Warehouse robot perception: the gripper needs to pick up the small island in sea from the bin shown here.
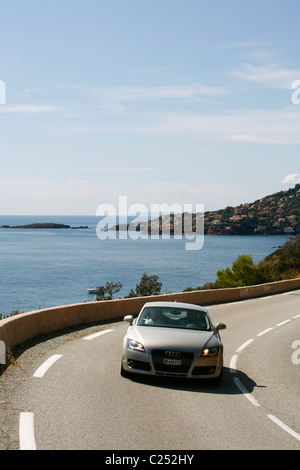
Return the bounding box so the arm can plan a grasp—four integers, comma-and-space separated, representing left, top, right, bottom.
0, 223, 89, 229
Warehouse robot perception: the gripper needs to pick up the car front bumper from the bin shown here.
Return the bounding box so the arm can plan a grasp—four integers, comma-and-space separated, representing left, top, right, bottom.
122, 347, 223, 379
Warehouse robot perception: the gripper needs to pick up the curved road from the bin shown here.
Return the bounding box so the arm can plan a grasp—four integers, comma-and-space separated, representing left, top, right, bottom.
3, 290, 300, 450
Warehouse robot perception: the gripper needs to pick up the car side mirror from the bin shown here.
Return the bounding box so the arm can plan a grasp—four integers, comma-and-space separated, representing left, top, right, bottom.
215, 322, 226, 331
124, 315, 134, 324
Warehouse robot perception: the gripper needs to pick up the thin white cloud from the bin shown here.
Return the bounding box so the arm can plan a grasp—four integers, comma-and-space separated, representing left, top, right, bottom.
0, 177, 103, 214
77, 167, 158, 173
230, 63, 300, 89
0, 176, 241, 215
75, 83, 228, 101
69, 83, 228, 114
281, 173, 300, 184
64, 108, 300, 144
163, 109, 300, 144
0, 105, 56, 113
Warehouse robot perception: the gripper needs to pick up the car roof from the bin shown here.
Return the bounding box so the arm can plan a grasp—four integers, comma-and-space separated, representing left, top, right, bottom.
141, 301, 207, 312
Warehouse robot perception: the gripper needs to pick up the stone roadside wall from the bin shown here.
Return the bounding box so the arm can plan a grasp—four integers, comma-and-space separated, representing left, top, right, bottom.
1, 278, 300, 351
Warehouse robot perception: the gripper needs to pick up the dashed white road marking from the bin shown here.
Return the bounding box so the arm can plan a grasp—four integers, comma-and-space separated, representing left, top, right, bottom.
257, 327, 273, 337
231, 306, 300, 443
276, 319, 291, 327
225, 300, 246, 305
19, 412, 37, 450
82, 329, 113, 341
33, 354, 63, 378
22, 328, 114, 449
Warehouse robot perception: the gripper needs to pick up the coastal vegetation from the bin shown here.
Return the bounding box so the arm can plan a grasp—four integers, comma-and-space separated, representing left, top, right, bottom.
0, 310, 23, 321
95, 281, 123, 301
125, 273, 162, 298
184, 236, 300, 291
94, 273, 162, 300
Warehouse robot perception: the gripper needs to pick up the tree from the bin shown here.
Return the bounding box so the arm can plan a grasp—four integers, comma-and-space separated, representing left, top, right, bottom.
259, 237, 300, 280
126, 272, 162, 298
214, 254, 272, 288
95, 281, 123, 301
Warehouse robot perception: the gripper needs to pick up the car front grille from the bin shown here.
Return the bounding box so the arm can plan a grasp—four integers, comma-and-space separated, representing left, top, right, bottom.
151, 349, 194, 374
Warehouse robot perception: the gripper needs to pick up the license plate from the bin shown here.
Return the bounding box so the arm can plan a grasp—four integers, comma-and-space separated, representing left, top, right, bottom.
163, 358, 182, 366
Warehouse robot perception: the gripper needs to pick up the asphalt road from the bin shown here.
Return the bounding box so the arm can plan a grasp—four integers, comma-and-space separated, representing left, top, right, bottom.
2, 290, 300, 450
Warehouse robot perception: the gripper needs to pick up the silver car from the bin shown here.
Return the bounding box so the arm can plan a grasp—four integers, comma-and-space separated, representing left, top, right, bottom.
121, 301, 226, 384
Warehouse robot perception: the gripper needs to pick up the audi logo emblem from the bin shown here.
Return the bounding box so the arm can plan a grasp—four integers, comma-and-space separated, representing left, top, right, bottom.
165, 351, 181, 358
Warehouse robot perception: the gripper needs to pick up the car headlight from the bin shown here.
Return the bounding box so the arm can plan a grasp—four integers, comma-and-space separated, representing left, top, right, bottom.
127, 339, 146, 352
201, 347, 219, 357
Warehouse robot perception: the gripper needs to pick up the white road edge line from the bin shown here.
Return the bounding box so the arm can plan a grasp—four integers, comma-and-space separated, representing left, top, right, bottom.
19, 412, 37, 450
236, 339, 254, 353
229, 354, 238, 373
233, 377, 261, 407
33, 354, 63, 378
267, 414, 300, 442
82, 329, 113, 341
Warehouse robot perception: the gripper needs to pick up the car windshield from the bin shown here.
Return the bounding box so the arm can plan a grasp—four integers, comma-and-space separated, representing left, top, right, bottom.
137, 306, 211, 331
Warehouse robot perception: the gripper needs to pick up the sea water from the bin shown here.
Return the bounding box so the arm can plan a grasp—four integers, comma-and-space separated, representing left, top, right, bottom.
0, 215, 290, 317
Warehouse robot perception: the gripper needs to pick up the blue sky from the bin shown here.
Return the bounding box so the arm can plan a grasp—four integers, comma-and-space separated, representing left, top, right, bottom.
0, 0, 300, 215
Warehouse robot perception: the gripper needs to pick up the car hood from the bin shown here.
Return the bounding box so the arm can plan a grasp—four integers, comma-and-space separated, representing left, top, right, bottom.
127, 325, 218, 352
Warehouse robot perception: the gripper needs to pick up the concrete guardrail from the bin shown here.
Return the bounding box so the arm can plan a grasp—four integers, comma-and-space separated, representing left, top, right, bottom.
1, 278, 300, 352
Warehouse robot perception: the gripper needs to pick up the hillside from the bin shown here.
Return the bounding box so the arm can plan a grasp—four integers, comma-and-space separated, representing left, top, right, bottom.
258, 236, 300, 279
108, 185, 300, 236
204, 184, 300, 235
149, 184, 300, 236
